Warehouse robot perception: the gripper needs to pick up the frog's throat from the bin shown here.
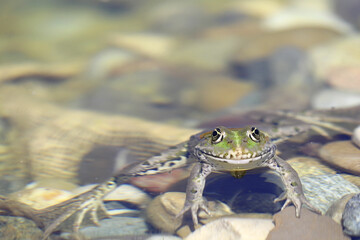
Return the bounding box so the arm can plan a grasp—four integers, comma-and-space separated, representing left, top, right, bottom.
196, 145, 276, 164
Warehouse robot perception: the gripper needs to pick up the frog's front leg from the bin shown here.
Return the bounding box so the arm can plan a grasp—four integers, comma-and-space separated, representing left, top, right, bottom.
177, 162, 213, 225
263, 156, 320, 217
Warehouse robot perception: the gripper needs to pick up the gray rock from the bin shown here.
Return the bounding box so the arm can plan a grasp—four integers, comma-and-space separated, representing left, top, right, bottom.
326, 193, 356, 224
342, 193, 360, 236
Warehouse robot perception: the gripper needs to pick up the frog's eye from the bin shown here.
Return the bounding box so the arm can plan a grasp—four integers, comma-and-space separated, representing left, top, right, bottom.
248, 127, 260, 142
211, 127, 224, 143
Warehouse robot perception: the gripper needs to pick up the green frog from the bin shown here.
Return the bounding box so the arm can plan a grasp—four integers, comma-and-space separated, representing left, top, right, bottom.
0, 126, 319, 239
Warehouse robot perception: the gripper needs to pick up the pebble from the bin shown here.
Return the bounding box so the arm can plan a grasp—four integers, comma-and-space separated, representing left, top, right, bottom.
167, 37, 240, 71
326, 67, 360, 92
311, 35, 360, 79
130, 168, 189, 193
185, 217, 274, 240
319, 140, 360, 175
77, 216, 148, 239
343, 193, 360, 236
312, 89, 360, 109
8, 186, 73, 210
326, 193, 356, 224
263, 6, 353, 34
145, 192, 234, 235
233, 28, 340, 63
108, 33, 176, 59
104, 184, 151, 208
266, 206, 350, 240
352, 125, 360, 148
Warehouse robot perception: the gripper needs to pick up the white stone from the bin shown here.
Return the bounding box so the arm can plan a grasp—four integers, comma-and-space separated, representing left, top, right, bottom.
312, 89, 360, 109
352, 125, 360, 148
185, 217, 274, 240
147, 235, 182, 240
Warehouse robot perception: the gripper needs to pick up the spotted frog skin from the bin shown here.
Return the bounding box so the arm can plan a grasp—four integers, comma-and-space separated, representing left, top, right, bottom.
0, 126, 319, 238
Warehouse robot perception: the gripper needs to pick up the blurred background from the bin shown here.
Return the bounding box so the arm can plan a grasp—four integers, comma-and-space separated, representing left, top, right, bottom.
0, 0, 360, 239
0, 0, 359, 125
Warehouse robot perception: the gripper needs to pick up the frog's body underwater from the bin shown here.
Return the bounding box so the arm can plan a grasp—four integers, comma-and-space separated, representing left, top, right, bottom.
0, 126, 320, 239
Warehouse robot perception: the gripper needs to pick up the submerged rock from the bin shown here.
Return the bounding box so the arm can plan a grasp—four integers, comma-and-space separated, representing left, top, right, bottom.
326, 193, 356, 224
342, 193, 360, 236
319, 140, 360, 175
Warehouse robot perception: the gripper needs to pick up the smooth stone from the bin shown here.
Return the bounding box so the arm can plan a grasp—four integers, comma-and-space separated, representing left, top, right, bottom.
300, 174, 359, 213
352, 125, 360, 148
311, 35, 360, 79
78, 216, 147, 239
343, 193, 360, 236
319, 140, 360, 175
185, 217, 274, 240
229, 0, 284, 18
233, 28, 340, 63
166, 37, 240, 71
312, 89, 360, 109
184, 77, 254, 112
266, 206, 350, 240
326, 193, 356, 224
130, 168, 190, 193
145, 192, 234, 235
263, 7, 353, 34
108, 33, 176, 59
326, 67, 360, 92
104, 184, 151, 208
8, 187, 73, 210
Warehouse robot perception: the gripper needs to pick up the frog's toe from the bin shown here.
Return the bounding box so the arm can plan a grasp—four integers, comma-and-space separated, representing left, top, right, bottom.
274, 192, 287, 203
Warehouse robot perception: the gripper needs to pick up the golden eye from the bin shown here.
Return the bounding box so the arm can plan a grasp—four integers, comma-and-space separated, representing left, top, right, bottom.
211, 127, 224, 143
249, 127, 260, 142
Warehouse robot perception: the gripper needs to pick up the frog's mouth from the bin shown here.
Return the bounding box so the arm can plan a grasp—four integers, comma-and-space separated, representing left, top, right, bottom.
197, 145, 276, 164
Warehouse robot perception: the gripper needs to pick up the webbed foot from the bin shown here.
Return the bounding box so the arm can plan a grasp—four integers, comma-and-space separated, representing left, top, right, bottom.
274, 190, 321, 217
0, 179, 116, 240
176, 198, 211, 226
38, 179, 116, 240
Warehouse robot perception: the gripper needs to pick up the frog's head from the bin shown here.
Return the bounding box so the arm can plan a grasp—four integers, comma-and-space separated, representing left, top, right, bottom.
195, 126, 276, 170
